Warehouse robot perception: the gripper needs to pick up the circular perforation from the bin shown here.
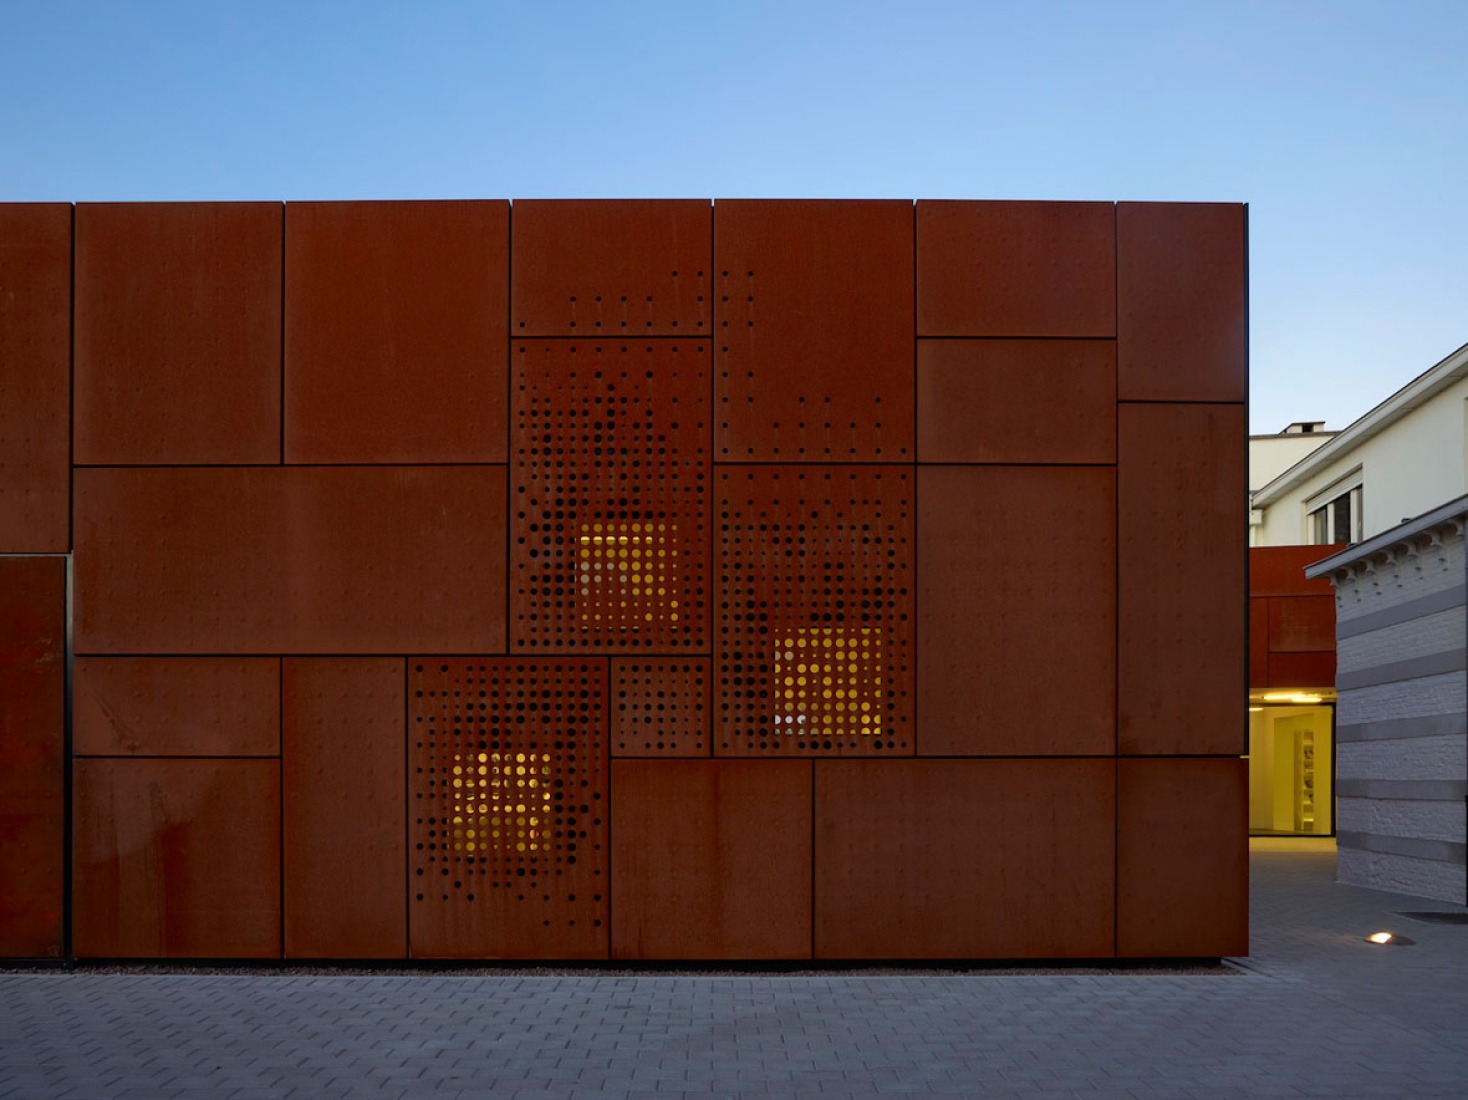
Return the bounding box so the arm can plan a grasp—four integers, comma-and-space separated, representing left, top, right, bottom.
715, 467, 913, 755
611, 658, 711, 756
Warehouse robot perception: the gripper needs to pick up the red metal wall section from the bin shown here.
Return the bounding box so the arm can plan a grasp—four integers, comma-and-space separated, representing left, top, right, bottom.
1118, 402, 1247, 754
1117, 202, 1247, 402
512, 200, 711, 336
1118, 758, 1248, 957
611, 759, 811, 959
285, 200, 509, 464
73, 658, 280, 756
918, 466, 1115, 755
283, 659, 406, 959
74, 202, 282, 465
714, 200, 913, 461
72, 758, 281, 958
916, 200, 1115, 337
715, 466, 914, 756
74, 466, 507, 654
1250, 544, 1341, 598
916, 339, 1116, 464
409, 659, 608, 959
1248, 546, 1340, 689
0, 556, 66, 957
0, 205, 71, 552
511, 341, 710, 652
611, 658, 711, 757
815, 759, 1116, 958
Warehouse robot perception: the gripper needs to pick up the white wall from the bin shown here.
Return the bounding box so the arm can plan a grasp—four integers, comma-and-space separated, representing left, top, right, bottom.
1248, 433, 1334, 493
1254, 375, 1468, 547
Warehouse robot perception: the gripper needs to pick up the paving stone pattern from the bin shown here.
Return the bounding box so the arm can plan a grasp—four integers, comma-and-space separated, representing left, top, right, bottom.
3, 839, 1466, 1098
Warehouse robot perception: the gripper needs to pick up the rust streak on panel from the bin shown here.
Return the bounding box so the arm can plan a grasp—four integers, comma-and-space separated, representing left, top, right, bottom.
0, 556, 66, 957
74, 202, 282, 465
283, 658, 406, 959
916, 200, 1115, 338
1117, 757, 1247, 957
0, 204, 71, 552
714, 200, 913, 461
917, 339, 1116, 464
1117, 202, 1247, 402
73, 658, 280, 756
1118, 403, 1246, 755
72, 758, 281, 958
285, 200, 509, 464
73, 466, 506, 654
1268, 595, 1336, 653
611, 759, 811, 959
814, 759, 1115, 959
918, 466, 1115, 756
512, 200, 711, 337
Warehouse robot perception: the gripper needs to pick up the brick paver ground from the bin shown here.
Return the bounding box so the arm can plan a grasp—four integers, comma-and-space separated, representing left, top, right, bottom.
3, 838, 1466, 1098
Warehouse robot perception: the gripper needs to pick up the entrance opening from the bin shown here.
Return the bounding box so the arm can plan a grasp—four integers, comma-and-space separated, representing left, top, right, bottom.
1246, 691, 1336, 836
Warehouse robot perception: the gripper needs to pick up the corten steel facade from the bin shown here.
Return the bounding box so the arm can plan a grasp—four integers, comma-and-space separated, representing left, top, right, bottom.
0, 199, 1248, 962
1249, 545, 1340, 690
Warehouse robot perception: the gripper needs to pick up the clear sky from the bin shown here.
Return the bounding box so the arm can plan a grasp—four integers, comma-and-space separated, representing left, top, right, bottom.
3, 1, 1463, 434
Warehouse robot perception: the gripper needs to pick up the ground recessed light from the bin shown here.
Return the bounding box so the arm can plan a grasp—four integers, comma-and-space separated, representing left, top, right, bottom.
1365, 931, 1415, 946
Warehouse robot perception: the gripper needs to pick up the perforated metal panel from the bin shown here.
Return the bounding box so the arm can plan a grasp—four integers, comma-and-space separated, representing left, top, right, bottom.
715, 467, 913, 755
409, 659, 608, 959
511, 341, 710, 653
611, 658, 710, 757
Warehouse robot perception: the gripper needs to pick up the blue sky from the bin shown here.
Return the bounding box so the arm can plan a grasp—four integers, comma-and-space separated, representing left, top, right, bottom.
4, 0, 1463, 434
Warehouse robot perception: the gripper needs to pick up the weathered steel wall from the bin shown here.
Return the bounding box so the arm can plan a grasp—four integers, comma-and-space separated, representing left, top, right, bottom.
1249, 544, 1341, 688
0, 198, 1248, 961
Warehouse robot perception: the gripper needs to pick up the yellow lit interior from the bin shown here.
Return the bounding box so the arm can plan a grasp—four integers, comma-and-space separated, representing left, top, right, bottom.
450, 750, 553, 855
577, 522, 679, 630
773, 627, 883, 737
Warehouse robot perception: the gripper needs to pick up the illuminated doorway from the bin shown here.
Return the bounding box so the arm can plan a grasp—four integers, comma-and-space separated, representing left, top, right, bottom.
1246, 690, 1336, 836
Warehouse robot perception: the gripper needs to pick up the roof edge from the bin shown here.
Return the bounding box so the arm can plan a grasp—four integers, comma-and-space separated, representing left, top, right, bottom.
1305, 492, 1468, 578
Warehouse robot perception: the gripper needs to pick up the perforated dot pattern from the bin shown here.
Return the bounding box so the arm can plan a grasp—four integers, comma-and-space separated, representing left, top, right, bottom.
611, 658, 710, 757
715, 466, 913, 755
410, 659, 608, 957
512, 342, 710, 652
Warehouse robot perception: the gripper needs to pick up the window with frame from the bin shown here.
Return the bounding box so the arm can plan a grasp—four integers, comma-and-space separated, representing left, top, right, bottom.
1308, 484, 1361, 545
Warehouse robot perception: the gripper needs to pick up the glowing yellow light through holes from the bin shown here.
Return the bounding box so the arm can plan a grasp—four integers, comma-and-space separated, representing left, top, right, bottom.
576, 522, 679, 630
449, 751, 552, 856
773, 627, 883, 737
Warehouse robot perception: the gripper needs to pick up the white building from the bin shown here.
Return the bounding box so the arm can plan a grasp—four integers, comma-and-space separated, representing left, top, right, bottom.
1251, 341, 1468, 549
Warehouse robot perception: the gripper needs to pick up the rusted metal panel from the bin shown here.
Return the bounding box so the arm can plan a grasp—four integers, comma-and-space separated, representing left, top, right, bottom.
72, 758, 281, 958
918, 466, 1114, 755
74, 202, 281, 465
916, 200, 1115, 337
510, 340, 709, 653
611, 658, 711, 757
74, 466, 506, 654
611, 759, 811, 959
512, 200, 711, 337
408, 659, 608, 959
1117, 757, 1247, 958
1249, 599, 1270, 687
1268, 595, 1336, 653
1117, 202, 1247, 402
283, 658, 406, 959
0, 556, 65, 957
916, 338, 1115, 464
1118, 403, 1247, 755
285, 200, 509, 464
1250, 544, 1341, 598
73, 658, 280, 756
715, 466, 914, 757
1267, 651, 1336, 689
713, 200, 913, 461
814, 759, 1115, 959
0, 204, 71, 552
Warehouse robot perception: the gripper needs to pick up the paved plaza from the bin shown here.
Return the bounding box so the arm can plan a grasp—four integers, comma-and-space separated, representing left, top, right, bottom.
3, 839, 1466, 1098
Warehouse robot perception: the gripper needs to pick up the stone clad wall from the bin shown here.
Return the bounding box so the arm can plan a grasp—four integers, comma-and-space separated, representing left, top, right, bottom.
1324, 508, 1467, 904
